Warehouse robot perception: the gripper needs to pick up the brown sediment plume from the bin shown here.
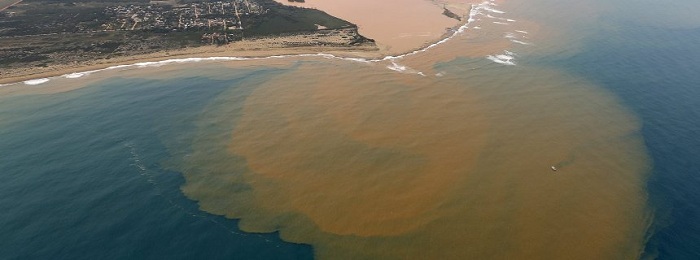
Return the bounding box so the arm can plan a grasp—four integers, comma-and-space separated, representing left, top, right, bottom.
0, 36, 379, 87
0, 0, 653, 257
0, 0, 652, 257
227, 66, 489, 236
178, 59, 651, 258
274, 0, 468, 55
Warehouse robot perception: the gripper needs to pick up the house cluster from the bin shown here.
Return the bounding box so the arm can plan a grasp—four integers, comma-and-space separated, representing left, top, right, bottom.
102, 1, 264, 32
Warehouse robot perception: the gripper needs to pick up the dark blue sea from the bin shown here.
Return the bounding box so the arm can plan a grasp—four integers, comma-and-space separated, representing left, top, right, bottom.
563, 19, 700, 259
0, 70, 313, 259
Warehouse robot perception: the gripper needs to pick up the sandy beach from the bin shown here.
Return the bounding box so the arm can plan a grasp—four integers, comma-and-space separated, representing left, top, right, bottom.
0, 0, 482, 86
0, 35, 379, 86
0, 0, 660, 258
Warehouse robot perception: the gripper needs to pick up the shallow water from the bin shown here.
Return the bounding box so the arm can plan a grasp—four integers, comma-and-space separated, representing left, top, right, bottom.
273, 0, 464, 54
0, 73, 314, 259
173, 0, 651, 257
177, 58, 650, 259
1, 0, 699, 258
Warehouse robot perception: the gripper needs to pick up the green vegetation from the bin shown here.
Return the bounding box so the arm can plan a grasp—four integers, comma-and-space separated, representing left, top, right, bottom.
247, 2, 352, 36
0, 0, 369, 73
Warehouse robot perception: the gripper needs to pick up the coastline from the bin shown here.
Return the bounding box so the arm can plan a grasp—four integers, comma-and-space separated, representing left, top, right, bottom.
0, 29, 442, 86
0, 3, 481, 86
272, 0, 469, 54
0, 39, 378, 85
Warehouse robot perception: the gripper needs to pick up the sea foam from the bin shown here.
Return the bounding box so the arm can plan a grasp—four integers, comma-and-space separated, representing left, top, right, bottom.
24, 78, 50, 85
511, 40, 532, 45
487, 50, 516, 65
10, 0, 500, 85
64, 72, 86, 79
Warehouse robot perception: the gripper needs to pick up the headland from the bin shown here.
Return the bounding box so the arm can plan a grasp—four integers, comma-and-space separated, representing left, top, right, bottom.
0, 0, 377, 84
0, 0, 475, 85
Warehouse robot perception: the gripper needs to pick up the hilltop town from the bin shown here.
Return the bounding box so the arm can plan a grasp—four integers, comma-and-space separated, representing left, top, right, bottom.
0, 0, 376, 82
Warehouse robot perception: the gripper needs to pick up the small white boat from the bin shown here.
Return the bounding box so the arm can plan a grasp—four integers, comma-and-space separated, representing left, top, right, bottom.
551, 166, 558, 171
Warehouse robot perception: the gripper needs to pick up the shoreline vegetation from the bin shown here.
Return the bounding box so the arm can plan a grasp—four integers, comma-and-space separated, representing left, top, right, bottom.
0, 0, 470, 85
0, 0, 373, 84
0, 31, 379, 85
274, 0, 470, 54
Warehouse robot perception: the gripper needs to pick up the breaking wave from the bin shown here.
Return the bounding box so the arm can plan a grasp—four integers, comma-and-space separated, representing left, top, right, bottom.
23, 78, 50, 85
7, 0, 520, 86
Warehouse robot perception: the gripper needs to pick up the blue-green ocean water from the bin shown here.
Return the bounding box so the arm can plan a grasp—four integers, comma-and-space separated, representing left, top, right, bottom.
527, 0, 700, 257
0, 69, 313, 259
563, 20, 700, 260
1, 0, 700, 259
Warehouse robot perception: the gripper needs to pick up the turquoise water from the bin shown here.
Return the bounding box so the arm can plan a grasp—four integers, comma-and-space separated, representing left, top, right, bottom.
0, 70, 313, 259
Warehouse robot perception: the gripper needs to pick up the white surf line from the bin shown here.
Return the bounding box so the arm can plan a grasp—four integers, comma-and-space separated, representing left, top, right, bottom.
64, 72, 86, 79
511, 39, 532, 45
378, 0, 495, 61
23, 78, 50, 85
515, 30, 528, 34
505, 32, 532, 45
486, 54, 515, 65
9, 54, 374, 86
386, 61, 427, 77
504, 32, 517, 39
486, 50, 517, 65
9, 1, 498, 86
486, 14, 516, 22
482, 6, 505, 14
372, 0, 497, 76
